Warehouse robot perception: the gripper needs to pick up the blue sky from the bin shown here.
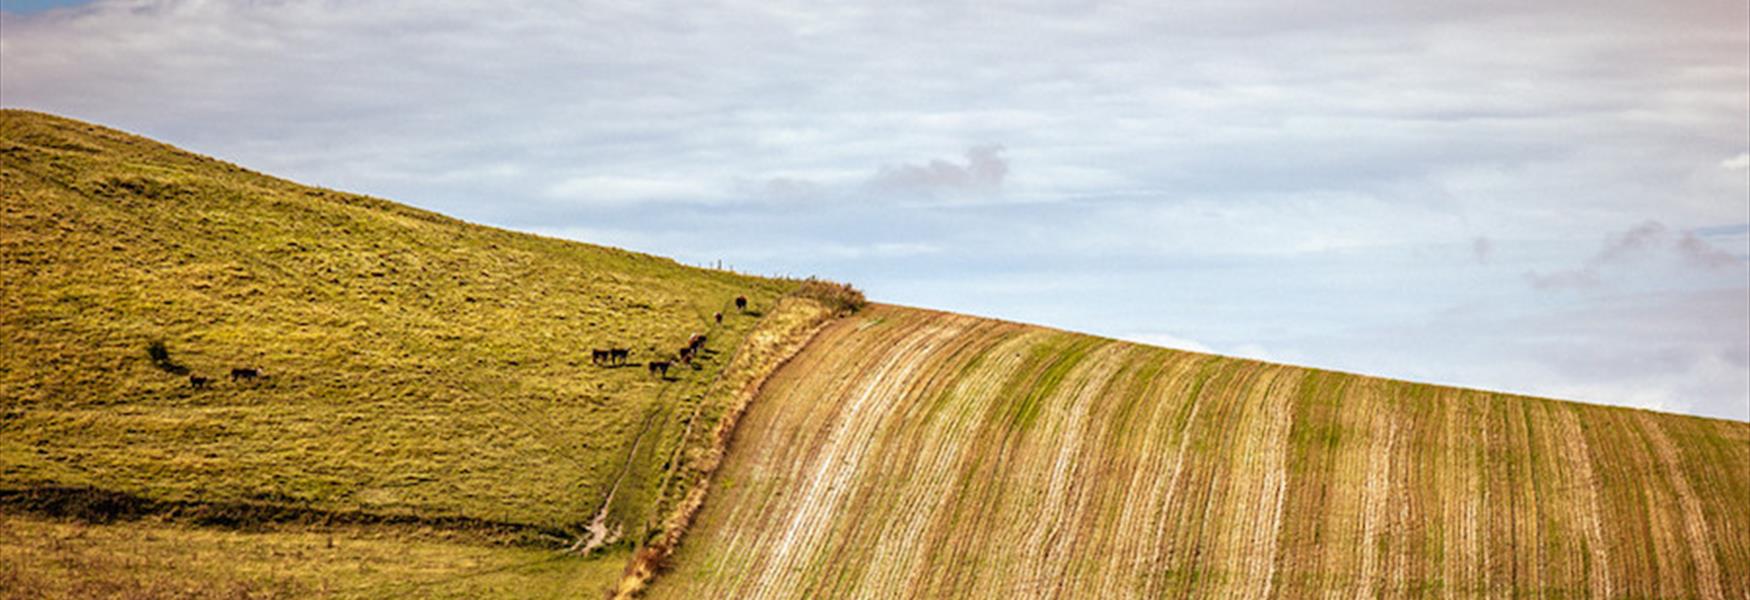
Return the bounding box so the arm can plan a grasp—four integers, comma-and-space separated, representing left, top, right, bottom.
0, 0, 85, 13
3, 0, 1746, 420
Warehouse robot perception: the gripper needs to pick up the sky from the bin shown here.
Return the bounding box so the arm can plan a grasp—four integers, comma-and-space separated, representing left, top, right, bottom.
3, 0, 1747, 420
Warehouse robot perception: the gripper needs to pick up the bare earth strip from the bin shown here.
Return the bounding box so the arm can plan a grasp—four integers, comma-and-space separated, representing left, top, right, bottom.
1552, 405, 1612, 598
648, 305, 1750, 599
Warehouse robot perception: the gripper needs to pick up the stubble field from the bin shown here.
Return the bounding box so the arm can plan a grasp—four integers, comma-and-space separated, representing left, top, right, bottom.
652, 305, 1749, 598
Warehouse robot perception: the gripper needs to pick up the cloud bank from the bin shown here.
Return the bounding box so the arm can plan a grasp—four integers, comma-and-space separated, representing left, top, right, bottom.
3, 0, 1746, 419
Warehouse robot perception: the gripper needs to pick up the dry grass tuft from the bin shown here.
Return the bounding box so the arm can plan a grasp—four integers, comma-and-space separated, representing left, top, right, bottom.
787, 277, 867, 316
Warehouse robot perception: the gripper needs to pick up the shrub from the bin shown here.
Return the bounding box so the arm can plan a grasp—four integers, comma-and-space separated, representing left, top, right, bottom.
790, 277, 867, 315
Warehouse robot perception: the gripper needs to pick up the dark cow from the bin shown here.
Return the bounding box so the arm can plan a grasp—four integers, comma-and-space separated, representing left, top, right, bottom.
591, 349, 610, 365
648, 360, 671, 378
735, 295, 748, 312
687, 333, 707, 351
189, 375, 211, 389
678, 346, 695, 365
230, 367, 260, 382
610, 348, 631, 365
714, 312, 723, 325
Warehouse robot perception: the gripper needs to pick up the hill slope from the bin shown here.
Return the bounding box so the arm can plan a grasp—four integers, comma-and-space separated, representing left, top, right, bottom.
0, 110, 841, 595
6, 111, 1746, 598
650, 305, 1749, 598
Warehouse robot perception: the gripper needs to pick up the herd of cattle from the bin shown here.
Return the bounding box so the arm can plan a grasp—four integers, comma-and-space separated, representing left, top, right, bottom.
182, 296, 752, 388
590, 330, 704, 378
596, 295, 748, 378
187, 367, 262, 389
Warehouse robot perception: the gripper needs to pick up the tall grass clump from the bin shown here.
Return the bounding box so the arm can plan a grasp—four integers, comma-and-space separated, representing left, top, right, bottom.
788, 277, 867, 315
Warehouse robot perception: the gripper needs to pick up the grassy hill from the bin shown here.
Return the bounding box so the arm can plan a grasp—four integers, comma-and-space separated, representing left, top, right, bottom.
0, 110, 843, 596
646, 306, 1749, 598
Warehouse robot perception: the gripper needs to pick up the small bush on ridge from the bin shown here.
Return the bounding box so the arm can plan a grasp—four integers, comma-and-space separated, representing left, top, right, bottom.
790, 277, 867, 315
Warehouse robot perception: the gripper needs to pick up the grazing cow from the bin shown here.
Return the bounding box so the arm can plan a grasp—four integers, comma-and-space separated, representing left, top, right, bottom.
687, 333, 707, 351
591, 349, 610, 365
678, 346, 695, 365
189, 375, 211, 389
230, 367, 260, 382
610, 348, 630, 365
735, 296, 747, 312
714, 312, 723, 325
648, 360, 671, 377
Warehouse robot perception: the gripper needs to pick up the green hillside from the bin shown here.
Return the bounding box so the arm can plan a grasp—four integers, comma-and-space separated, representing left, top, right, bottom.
0, 110, 839, 596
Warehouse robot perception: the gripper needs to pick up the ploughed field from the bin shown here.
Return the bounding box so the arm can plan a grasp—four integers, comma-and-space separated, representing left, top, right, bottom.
652, 305, 1750, 598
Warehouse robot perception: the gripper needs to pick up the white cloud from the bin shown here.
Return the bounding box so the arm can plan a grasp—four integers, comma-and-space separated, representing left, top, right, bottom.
1724, 152, 1750, 170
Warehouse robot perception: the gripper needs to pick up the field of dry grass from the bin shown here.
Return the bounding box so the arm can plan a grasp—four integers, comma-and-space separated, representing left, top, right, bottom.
651, 305, 1749, 598
0, 110, 840, 596
0, 513, 630, 599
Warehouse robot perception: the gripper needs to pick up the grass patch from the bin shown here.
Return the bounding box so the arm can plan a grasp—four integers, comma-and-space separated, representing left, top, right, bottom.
0, 512, 630, 599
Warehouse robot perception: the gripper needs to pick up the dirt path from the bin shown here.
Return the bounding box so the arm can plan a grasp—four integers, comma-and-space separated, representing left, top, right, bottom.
573, 301, 739, 555
571, 409, 658, 554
